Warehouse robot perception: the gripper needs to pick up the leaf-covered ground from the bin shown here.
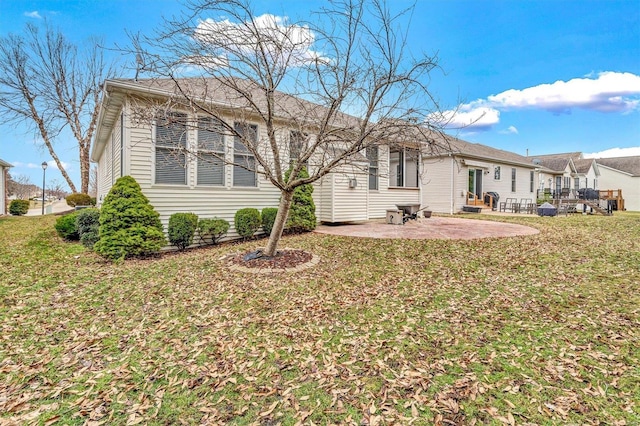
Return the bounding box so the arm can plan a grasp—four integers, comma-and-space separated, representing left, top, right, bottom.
1, 213, 638, 425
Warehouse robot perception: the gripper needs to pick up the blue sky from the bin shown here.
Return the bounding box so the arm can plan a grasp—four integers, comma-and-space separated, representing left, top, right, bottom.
1, 0, 639, 189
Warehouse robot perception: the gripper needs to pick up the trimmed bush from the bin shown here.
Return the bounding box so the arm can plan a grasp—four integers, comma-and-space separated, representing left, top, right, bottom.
9, 199, 30, 216
76, 208, 100, 249
261, 208, 278, 235
234, 208, 261, 238
93, 176, 165, 261
55, 212, 80, 240
168, 213, 199, 250
285, 166, 316, 232
66, 193, 93, 207
197, 218, 230, 245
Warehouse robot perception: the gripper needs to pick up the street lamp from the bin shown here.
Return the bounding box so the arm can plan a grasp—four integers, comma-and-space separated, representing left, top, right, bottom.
41, 161, 48, 215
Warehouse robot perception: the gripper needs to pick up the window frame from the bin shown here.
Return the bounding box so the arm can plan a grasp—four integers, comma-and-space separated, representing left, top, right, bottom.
196, 116, 226, 187
494, 166, 501, 180
154, 111, 188, 186
289, 130, 308, 168
233, 122, 258, 187
511, 167, 517, 192
389, 147, 419, 188
530, 170, 535, 193
366, 146, 379, 190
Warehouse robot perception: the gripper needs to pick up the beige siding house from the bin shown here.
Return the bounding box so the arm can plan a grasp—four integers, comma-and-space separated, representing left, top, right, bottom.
595, 156, 640, 211
421, 138, 539, 214
1, 159, 12, 215
91, 79, 429, 238
531, 152, 600, 198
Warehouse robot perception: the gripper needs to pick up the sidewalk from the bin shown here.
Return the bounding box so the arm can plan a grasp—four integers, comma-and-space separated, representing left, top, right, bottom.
24, 200, 75, 216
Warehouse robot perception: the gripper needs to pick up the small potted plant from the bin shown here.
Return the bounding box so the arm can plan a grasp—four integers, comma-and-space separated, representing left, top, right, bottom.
423, 207, 432, 218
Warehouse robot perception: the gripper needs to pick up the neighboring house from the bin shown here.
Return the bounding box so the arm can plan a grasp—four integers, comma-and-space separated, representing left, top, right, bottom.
530, 152, 600, 198
91, 79, 426, 237
531, 151, 639, 211
421, 137, 539, 214
594, 156, 640, 212
0, 159, 12, 215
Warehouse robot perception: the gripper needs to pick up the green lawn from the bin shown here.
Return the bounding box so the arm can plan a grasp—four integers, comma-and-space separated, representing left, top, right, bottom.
1, 213, 638, 425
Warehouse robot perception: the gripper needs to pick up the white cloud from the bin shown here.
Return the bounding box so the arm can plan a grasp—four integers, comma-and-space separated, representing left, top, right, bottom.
12, 161, 70, 171
432, 106, 500, 130
192, 14, 326, 70
584, 146, 640, 158
499, 125, 519, 135
487, 71, 640, 113
437, 72, 640, 130
24, 11, 42, 19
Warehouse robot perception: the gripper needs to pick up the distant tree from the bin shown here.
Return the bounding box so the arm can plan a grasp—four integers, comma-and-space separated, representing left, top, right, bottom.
7, 173, 34, 200
131, 0, 449, 256
88, 166, 98, 197
0, 23, 117, 193
47, 179, 68, 199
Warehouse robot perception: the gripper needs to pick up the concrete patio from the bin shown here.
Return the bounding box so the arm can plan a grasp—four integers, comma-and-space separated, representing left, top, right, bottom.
314, 215, 540, 240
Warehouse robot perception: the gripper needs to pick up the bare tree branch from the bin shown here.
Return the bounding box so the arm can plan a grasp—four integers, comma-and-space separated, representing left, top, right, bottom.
0, 23, 117, 193
123, 0, 450, 256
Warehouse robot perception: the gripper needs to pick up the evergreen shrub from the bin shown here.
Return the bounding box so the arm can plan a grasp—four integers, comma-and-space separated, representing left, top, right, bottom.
75, 208, 100, 249
93, 176, 165, 261
168, 212, 199, 250
234, 208, 261, 238
55, 212, 80, 240
197, 218, 230, 245
66, 193, 93, 207
285, 166, 316, 232
9, 199, 30, 216
261, 208, 278, 235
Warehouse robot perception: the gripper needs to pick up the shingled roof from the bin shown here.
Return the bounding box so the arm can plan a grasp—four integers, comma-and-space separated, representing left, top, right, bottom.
595, 156, 640, 177
573, 158, 597, 174
425, 135, 536, 168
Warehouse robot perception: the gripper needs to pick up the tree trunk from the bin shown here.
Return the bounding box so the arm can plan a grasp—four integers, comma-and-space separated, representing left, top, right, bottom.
264, 189, 294, 257
79, 142, 90, 194
45, 141, 78, 194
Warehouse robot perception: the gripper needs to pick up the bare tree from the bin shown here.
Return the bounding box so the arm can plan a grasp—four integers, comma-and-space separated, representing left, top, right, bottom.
7, 173, 37, 200
47, 178, 68, 200
88, 166, 98, 197
131, 0, 448, 256
0, 23, 116, 194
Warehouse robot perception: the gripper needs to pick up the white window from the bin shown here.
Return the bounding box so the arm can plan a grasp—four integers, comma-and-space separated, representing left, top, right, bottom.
233, 122, 257, 187
289, 131, 307, 167
155, 112, 187, 185
494, 166, 501, 180
389, 148, 418, 188
197, 117, 225, 186
511, 168, 516, 192
366, 146, 379, 190
530, 170, 534, 193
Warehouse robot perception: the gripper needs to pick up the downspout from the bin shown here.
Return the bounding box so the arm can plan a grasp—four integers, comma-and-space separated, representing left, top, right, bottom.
450, 153, 455, 215
120, 111, 125, 177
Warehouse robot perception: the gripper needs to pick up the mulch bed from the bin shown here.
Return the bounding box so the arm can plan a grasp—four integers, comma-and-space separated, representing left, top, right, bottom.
228, 249, 313, 269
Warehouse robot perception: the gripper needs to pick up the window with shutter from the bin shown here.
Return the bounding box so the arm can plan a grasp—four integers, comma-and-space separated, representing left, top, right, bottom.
197, 117, 225, 186
155, 112, 187, 185
233, 122, 257, 187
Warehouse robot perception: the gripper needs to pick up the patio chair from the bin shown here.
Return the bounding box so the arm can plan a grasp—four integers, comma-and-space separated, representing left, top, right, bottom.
519, 198, 534, 214
499, 197, 517, 212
